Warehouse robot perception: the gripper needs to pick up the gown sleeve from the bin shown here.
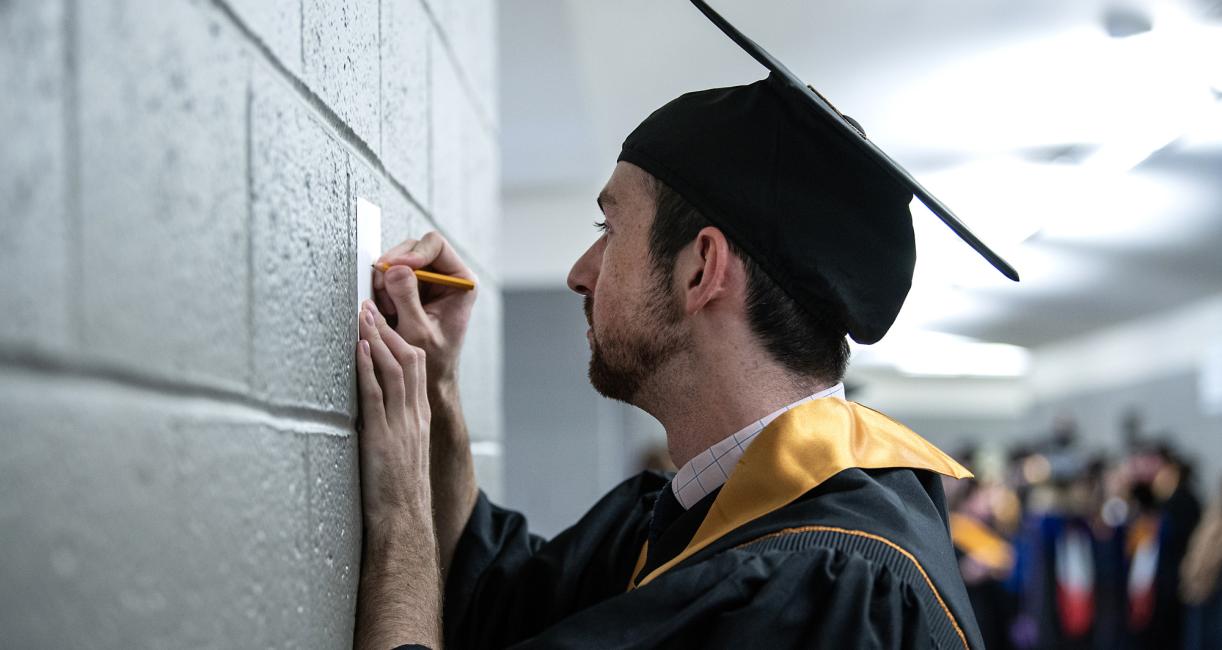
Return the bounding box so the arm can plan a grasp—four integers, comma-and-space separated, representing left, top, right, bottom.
443, 472, 665, 650
498, 544, 937, 649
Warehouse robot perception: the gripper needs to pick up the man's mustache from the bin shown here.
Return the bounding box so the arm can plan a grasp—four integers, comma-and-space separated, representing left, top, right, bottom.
583, 296, 593, 327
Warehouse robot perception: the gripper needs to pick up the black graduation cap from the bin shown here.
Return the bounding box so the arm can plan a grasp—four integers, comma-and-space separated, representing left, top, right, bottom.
617, 0, 1020, 345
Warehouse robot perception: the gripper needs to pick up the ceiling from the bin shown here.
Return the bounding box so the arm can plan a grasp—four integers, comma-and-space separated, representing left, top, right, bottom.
496, 0, 1222, 352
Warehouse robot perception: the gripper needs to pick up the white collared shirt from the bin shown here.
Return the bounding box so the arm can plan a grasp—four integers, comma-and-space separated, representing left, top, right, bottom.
670, 383, 847, 510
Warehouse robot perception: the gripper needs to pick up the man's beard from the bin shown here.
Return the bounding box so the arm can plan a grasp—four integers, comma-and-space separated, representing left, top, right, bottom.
585, 272, 689, 404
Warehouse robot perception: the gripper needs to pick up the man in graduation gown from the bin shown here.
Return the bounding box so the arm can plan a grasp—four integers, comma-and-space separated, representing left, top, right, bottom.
351, 3, 1019, 648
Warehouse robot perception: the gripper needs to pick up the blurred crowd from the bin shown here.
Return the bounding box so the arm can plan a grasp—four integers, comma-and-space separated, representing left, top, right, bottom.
947, 414, 1222, 650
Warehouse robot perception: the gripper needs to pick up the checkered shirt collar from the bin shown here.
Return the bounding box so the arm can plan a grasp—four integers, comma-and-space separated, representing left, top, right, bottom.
669, 383, 847, 510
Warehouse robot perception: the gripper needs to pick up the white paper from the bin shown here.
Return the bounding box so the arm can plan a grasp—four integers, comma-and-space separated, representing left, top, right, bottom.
356, 197, 382, 318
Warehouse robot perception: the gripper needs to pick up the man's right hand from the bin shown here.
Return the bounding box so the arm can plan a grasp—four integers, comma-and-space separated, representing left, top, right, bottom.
373, 231, 478, 393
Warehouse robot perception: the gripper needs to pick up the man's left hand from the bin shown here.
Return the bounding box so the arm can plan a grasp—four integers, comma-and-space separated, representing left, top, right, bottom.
353, 299, 442, 650
355, 299, 433, 529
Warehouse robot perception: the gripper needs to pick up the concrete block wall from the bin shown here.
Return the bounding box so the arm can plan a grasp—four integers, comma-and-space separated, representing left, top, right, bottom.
0, 0, 500, 646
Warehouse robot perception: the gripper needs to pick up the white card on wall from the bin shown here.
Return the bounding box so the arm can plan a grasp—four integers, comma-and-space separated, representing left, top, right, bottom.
356, 197, 382, 319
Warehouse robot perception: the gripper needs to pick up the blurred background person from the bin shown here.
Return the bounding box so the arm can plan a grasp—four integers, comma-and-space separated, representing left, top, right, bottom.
1181, 478, 1222, 650
1126, 441, 1202, 649
947, 458, 1018, 650
920, 413, 1222, 649
1008, 425, 1099, 650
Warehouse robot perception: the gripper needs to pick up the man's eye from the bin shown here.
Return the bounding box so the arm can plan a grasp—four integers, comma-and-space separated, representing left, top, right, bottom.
593, 220, 609, 233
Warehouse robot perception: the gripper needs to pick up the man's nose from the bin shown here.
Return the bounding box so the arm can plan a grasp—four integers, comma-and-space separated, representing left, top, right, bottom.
567, 241, 601, 296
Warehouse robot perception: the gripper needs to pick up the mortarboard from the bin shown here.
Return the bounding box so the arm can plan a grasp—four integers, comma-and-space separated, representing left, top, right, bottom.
618, 0, 1019, 345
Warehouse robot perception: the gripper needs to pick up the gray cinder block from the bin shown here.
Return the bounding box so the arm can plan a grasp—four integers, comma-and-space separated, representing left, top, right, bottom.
466, 0, 498, 123
0, 0, 69, 351
0, 0, 499, 644
381, 179, 431, 251
303, 0, 380, 155
0, 372, 334, 648
307, 432, 363, 647
370, 167, 431, 262
349, 156, 386, 242
348, 158, 429, 266
442, 0, 497, 124
251, 66, 355, 417
430, 49, 499, 276
462, 122, 500, 277
225, 0, 304, 76
77, 0, 250, 388
430, 50, 467, 259
381, 0, 431, 207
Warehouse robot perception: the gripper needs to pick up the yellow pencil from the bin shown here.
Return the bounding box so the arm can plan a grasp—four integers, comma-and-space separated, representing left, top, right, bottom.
372, 263, 476, 291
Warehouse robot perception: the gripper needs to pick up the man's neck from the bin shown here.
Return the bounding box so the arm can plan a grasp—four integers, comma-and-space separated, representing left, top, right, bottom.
635, 353, 831, 468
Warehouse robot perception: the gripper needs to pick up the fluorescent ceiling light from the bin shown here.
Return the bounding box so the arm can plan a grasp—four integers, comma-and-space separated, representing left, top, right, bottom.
1078, 18, 1220, 173
1179, 97, 1222, 151
884, 9, 1220, 159
909, 155, 1205, 281
1034, 168, 1206, 246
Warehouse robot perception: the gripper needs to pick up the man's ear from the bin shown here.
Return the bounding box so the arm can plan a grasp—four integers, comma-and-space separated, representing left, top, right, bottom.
675, 226, 738, 315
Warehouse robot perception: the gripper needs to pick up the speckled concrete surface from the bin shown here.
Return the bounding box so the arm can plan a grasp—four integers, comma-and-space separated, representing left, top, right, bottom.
303, 0, 381, 155
382, 0, 432, 206
78, 0, 251, 388
227, 0, 304, 74
251, 65, 355, 416
0, 0, 69, 352
0, 0, 500, 644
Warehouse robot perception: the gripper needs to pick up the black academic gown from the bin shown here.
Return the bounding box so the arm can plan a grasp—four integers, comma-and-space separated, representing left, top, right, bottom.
444, 399, 985, 649
1129, 482, 1202, 650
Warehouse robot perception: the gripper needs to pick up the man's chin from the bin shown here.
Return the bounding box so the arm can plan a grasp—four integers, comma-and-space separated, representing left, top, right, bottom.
587, 352, 640, 404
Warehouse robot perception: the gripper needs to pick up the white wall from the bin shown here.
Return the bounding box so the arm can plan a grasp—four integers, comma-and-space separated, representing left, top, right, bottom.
501, 187, 603, 289
1026, 291, 1222, 489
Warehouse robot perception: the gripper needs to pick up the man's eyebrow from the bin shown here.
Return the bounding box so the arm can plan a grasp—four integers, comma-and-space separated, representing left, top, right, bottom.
596, 190, 616, 213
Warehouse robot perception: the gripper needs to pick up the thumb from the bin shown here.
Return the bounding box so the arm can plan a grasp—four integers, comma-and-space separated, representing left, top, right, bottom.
382, 265, 431, 338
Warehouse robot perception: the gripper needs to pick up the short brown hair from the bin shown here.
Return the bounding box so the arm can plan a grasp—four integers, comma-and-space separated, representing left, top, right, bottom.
646, 178, 850, 384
